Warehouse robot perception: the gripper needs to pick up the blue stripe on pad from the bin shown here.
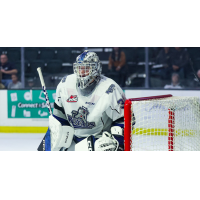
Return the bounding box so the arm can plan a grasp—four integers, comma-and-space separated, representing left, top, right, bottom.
45, 128, 51, 151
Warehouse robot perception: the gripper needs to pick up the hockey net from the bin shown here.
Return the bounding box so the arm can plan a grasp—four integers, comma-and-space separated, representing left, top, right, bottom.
124, 94, 200, 151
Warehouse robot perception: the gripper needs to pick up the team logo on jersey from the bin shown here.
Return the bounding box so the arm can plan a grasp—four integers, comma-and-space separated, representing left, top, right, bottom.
106, 84, 115, 94
67, 106, 95, 129
67, 95, 78, 102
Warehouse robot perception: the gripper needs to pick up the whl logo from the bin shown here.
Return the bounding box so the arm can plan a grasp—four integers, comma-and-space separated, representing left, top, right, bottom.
67, 95, 78, 102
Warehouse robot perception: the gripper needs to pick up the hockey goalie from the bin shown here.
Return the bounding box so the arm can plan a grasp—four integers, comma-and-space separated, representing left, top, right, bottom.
38, 50, 125, 151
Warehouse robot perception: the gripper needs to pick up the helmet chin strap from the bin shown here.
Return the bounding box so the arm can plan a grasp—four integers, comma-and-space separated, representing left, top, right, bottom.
78, 78, 98, 97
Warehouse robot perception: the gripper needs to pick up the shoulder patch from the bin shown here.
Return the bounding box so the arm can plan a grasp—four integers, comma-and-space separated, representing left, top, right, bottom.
106, 84, 115, 94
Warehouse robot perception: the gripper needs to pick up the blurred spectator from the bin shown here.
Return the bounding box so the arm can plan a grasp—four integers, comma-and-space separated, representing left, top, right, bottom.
27, 78, 35, 89
7, 74, 22, 89
156, 48, 172, 65
0, 54, 18, 88
151, 47, 173, 79
170, 47, 189, 79
190, 69, 200, 88
0, 70, 5, 89
108, 47, 126, 87
164, 73, 183, 89
0, 83, 5, 89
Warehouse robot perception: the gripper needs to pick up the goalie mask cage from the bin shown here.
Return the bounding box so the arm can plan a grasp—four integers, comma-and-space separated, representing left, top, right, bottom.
124, 94, 200, 151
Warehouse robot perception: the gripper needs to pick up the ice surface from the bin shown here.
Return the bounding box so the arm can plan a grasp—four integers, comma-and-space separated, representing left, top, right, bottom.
0, 133, 45, 151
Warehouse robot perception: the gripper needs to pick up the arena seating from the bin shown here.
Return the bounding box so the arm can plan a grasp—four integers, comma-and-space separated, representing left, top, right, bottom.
1, 47, 200, 88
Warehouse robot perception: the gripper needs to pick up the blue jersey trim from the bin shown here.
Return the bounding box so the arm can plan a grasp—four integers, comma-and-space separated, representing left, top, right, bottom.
73, 135, 96, 145
73, 135, 86, 144
112, 123, 124, 128
113, 135, 124, 151
53, 115, 70, 126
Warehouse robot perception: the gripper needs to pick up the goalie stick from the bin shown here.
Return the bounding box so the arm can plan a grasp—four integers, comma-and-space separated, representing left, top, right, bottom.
37, 67, 52, 151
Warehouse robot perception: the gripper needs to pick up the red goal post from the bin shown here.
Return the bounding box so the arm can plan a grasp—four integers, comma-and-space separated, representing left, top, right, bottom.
124, 94, 200, 151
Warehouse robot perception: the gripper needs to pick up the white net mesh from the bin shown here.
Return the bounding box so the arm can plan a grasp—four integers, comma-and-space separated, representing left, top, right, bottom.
130, 96, 200, 151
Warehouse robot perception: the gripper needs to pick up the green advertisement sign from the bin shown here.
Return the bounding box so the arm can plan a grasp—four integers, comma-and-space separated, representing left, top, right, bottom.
7, 90, 56, 118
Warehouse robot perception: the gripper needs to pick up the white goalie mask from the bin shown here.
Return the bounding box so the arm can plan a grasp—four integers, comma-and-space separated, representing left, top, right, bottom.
73, 50, 102, 89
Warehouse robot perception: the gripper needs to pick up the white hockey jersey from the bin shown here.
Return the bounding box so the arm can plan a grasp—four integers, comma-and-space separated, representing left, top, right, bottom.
53, 74, 126, 138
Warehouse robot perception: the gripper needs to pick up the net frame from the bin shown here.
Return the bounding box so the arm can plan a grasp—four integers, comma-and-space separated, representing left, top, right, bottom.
123, 94, 198, 151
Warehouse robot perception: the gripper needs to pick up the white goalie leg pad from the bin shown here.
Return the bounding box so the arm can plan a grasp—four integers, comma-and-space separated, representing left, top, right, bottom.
49, 115, 74, 151
95, 132, 119, 151
67, 140, 76, 151
75, 136, 95, 151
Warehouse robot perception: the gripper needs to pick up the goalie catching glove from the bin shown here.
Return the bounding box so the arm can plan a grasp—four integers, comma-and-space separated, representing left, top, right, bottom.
95, 132, 119, 151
